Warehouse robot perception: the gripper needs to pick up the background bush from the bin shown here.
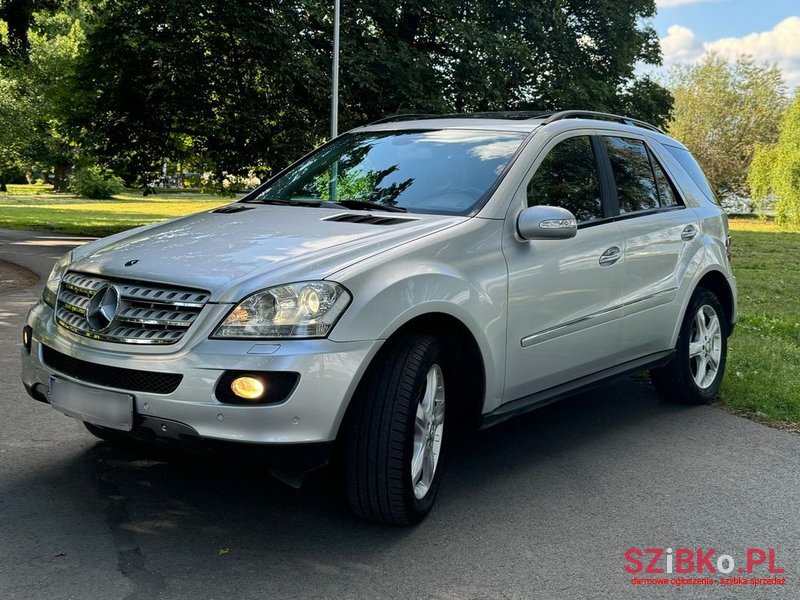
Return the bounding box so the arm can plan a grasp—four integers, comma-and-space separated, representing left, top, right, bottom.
71, 166, 124, 199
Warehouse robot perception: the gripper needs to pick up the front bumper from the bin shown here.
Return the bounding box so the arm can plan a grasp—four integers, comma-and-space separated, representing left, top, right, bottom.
22, 300, 381, 467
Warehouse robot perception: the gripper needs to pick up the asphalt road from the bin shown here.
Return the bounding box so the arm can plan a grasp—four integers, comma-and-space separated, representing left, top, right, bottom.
1, 228, 799, 600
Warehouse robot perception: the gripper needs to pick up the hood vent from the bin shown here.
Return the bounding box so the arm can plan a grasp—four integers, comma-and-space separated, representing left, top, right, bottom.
324, 214, 413, 226
211, 205, 256, 214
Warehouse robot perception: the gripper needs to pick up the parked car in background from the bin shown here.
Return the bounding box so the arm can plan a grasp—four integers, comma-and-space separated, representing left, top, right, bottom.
22, 111, 736, 525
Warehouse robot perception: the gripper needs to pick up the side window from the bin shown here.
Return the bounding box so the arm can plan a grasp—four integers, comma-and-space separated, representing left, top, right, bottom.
526, 136, 603, 223
603, 136, 659, 213
649, 150, 680, 208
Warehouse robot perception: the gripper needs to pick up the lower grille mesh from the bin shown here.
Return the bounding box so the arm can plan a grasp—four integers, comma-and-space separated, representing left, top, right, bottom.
42, 345, 183, 394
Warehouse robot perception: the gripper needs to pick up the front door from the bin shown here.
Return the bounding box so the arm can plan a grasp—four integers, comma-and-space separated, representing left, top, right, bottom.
502, 133, 626, 403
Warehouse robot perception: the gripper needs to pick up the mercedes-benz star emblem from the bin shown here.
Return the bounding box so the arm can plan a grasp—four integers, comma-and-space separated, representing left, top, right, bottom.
86, 284, 120, 331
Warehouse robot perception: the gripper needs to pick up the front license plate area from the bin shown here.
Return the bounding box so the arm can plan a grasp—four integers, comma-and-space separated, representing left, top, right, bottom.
49, 377, 134, 431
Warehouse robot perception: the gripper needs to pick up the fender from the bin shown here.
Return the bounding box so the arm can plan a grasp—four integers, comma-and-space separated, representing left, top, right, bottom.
669, 243, 737, 347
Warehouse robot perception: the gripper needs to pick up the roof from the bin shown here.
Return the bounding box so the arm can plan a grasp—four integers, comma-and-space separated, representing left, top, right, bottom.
356, 110, 667, 137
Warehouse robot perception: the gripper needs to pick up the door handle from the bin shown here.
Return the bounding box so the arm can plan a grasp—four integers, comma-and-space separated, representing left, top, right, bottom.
681, 224, 698, 241
599, 246, 622, 266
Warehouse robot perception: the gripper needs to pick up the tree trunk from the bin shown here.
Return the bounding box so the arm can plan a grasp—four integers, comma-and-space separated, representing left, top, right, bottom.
0, 181, 7, 193
53, 163, 69, 192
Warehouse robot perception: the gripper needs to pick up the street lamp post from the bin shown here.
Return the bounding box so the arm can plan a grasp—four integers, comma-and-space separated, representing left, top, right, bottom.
331, 0, 340, 139
329, 0, 341, 201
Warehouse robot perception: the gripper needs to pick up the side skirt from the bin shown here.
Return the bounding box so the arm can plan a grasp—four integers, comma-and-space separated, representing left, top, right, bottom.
480, 350, 675, 429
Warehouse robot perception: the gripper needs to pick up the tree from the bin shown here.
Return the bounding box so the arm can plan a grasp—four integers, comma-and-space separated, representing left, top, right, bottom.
332, 0, 671, 127
70, 0, 672, 187
667, 55, 788, 197
0, 73, 34, 190
749, 94, 800, 229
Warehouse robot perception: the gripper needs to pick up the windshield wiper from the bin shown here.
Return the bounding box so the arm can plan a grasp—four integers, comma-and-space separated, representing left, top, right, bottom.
323, 199, 408, 213
249, 197, 408, 213
247, 197, 322, 208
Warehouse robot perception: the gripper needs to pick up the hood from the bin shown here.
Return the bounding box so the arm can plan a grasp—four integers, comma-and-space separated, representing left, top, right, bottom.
71, 204, 466, 302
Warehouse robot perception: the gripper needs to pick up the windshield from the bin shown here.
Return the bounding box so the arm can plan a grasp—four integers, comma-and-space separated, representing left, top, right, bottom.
249, 129, 528, 215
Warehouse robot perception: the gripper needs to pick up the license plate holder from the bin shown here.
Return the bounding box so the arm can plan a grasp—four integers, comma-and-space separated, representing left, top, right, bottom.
49, 377, 134, 431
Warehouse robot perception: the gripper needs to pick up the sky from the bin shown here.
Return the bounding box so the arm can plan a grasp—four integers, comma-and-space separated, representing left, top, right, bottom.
646, 0, 800, 90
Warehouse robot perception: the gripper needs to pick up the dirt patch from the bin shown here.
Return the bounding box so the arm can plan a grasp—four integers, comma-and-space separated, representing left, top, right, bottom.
0, 259, 38, 294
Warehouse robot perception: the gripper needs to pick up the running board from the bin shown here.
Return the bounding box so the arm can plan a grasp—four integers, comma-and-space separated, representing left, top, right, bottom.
481, 350, 675, 429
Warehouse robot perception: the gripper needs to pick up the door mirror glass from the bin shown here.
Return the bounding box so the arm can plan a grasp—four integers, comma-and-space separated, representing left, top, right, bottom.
517, 205, 577, 240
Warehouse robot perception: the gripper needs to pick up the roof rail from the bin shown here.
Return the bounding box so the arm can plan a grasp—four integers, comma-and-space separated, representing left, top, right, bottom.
369, 111, 550, 124
369, 113, 437, 125
540, 110, 664, 134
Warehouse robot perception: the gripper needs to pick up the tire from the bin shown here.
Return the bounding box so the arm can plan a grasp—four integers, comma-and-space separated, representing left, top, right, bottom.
345, 333, 448, 525
651, 288, 728, 404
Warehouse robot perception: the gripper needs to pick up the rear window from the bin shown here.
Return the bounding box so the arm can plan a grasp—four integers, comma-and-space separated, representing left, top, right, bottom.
664, 145, 719, 205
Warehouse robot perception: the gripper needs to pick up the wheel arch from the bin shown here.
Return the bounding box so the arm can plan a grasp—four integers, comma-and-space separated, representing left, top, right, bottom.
334, 311, 487, 446
694, 270, 735, 335
672, 268, 736, 346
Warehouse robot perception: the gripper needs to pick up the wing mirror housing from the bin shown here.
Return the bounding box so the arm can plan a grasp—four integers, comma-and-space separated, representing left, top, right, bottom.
517, 205, 578, 241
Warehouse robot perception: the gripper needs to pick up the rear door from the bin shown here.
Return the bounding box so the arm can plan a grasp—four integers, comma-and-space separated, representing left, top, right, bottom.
598, 135, 702, 358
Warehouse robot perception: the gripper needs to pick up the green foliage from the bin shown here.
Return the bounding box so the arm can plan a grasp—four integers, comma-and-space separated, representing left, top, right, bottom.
70, 0, 671, 185
71, 166, 124, 199
748, 94, 800, 229
667, 55, 788, 197
5, 0, 673, 187
0, 73, 34, 189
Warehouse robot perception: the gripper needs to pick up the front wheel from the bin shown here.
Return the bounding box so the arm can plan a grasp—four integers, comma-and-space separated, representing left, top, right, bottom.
345, 333, 447, 525
651, 288, 728, 404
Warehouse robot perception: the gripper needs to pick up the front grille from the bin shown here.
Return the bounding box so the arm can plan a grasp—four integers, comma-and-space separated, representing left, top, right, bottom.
42, 345, 183, 394
56, 271, 210, 345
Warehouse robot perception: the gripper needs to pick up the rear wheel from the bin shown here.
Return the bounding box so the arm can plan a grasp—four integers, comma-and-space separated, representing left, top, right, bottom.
345, 333, 447, 525
651, 288, 728, 404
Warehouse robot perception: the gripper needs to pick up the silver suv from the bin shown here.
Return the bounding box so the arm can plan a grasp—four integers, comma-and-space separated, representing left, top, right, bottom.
21, 111, 736, 525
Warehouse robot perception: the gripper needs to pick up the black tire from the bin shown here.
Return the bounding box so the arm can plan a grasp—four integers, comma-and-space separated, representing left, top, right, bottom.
345, 333, 448, 525
651, 288, 728, 404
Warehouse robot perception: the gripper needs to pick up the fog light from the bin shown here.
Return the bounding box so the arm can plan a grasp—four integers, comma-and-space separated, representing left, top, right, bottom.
23, 325, 32, 352
230, 376, 265, 400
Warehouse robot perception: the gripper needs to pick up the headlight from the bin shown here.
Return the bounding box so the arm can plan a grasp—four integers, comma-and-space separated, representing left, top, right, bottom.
42, 250, 73, 308
212, 282, 351, 339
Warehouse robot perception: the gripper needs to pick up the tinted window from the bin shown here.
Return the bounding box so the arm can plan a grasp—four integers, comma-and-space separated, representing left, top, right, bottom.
527, 136, 603, 222
252, 129, 527, 215
603, 137, 659, 214
650, 151, 680, 207
664, 145, 719, 205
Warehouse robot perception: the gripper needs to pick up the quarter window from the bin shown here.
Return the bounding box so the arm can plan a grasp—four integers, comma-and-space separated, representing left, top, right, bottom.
651, 154, 680, 207
527, 136, 603, 223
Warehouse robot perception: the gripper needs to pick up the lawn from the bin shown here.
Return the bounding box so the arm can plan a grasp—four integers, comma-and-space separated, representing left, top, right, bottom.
720, 217, 800, 427
0, 184, 231, 237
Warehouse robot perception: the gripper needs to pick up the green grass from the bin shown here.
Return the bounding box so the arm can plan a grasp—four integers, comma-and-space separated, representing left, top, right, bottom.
0, 185, 231, 236
721, 217, 800, 424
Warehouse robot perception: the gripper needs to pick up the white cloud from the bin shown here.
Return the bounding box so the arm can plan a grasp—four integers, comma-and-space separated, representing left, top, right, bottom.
661, 25, 705, 65
660, 17, 800, 90
656, 0, 715, 7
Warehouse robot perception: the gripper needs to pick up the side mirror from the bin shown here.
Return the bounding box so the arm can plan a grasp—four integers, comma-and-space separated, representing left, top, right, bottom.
517, 205, 578, 241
